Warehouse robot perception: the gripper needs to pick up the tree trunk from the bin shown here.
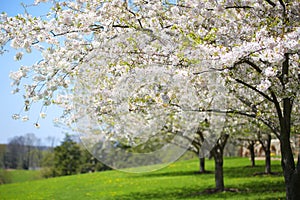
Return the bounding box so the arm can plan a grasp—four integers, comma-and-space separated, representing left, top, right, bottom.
214, 150, 224, 191
265, 135, 271, 174
277, 67, 300, 199
280, 128, 300, 200
272, 51, 300, 199
265, 149, 271, 174
199, 157, 205, 173
211, 133, 229, 191
248, 141, 255, 167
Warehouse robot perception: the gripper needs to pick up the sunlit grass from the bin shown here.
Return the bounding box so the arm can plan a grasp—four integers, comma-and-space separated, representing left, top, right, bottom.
0, 157, 285, 199
8, 170, 42, 183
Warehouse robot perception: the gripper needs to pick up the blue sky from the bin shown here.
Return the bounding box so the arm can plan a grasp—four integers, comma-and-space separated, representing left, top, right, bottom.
0, 0, 67, 145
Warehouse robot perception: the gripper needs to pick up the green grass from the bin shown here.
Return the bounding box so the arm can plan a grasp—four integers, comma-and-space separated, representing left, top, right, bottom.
8, 170, 42, 183
0, 169, 42, 184
0, 157, 285, 200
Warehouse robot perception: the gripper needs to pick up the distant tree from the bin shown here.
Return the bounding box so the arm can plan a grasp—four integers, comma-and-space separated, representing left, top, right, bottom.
80, 148, 111, 173
45, 136, 58, 150
0, 145, 5, 169
5, 136, 26, 169
24, 133, 41, 169
4, 133, 42, 170
40, 150, 55, 178
230, 116, 275, 173
53, 135, 82, 176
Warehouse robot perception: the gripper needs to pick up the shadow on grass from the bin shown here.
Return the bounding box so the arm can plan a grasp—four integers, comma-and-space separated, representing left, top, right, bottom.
141, 165, 282, 179
141, 170, 214, 178
117, 179, 285, 200
223, 165, 283, 178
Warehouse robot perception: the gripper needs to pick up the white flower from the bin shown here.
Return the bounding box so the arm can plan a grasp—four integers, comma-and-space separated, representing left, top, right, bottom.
9, 71, 23, 81
257, 79, 271, 92
161, 93, 170, 104
63, 16, 72, 25
10, 39, 20, 49
170, 6, 180, 15
92, 41, 101, 48
264, 67, 277, 77
14, 52, 23, 61
53, 118, 60, 124
12, 114, 20, 120
22, 116, 29, 122
11, 88, 20, 94
34, 0, 48, 4
40, 112, 47, 119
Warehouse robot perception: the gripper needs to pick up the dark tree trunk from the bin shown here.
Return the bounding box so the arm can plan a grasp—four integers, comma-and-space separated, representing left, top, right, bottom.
259, 134, 272, 174
248, 141, 255, 167
214, 150, 224, 191
265, 135, 271, 174
276, 53, 300, 200
275, 53, 300, 200
211, 133, 229, 191
280, 126, 300, 200
199, 157, 205, 173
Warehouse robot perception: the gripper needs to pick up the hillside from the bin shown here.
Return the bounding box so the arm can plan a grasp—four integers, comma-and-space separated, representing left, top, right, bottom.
0, 158, 285, 200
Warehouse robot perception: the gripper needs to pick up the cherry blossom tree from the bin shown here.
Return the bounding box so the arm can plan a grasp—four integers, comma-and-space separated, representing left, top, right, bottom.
229, 116, 275, 173
1, 0, 299, 199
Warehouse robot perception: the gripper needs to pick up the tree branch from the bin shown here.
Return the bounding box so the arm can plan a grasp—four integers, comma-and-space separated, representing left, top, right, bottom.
225, 6, 253, 9
278, 0, 286, 11
196, 108, 257, 118
265, 0, 277, 7
244, 60, 262, 73
234, 78, 274, 103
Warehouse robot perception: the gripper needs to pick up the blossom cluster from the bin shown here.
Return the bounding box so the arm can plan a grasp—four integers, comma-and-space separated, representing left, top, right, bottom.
0, 0, 299, 145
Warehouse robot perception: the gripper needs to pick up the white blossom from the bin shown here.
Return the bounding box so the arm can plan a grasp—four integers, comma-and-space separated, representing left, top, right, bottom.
14, 52, 23, 61
264, 67, 277, 77
1, 0, 299, 175
257, 79, 271, 92
40, 112, 47, 119
22, 116, 29, 122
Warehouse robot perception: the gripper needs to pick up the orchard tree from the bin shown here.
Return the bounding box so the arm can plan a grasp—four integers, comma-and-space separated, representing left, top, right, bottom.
229, 116, 275, 173
1, 0, 300, 199
188, 119, 210, 173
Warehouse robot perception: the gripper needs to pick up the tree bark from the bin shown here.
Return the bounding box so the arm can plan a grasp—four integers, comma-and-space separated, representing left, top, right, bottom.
265, 135, 271, 174
280, 125, 300, 200
259, 134, 272, 174
199, 157, 205, 173
277, 114, 300, 200
277, 53, 300, 200
248, 141, 256, 167
214, 150, 224, 191
211, 133, 229, 191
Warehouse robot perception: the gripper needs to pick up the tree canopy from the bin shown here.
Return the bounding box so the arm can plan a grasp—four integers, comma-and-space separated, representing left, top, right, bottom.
1, 0, 299, 199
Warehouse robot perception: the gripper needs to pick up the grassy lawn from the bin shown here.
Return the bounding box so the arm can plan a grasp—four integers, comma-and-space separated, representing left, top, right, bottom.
9, 170, 42, 183
0, 157, 285, 199
0, 169, 42, 184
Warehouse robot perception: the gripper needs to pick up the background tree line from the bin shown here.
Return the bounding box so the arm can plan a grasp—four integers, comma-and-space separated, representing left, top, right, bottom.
0, 133, 111, 183
42, 134, 111, 178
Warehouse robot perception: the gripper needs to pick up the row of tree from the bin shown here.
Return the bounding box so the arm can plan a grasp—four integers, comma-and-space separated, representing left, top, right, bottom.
42, 134, 110, 178
1, 133, 44, 170
0, 134, 110, 179
1, 1, 300, 199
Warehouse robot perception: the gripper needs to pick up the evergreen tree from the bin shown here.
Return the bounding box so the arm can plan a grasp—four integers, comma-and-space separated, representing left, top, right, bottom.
53, 135, 82, 176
